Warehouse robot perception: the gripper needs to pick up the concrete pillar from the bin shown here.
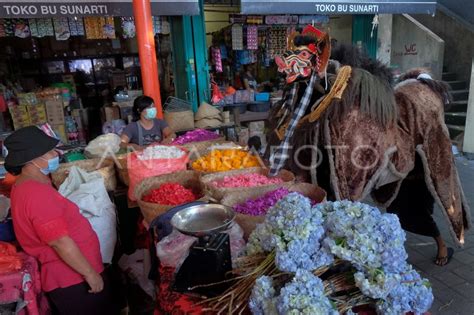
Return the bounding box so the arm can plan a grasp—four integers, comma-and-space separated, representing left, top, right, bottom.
463, 58, 474, 159
133, 0, 163, 118
376, 14, 393, 65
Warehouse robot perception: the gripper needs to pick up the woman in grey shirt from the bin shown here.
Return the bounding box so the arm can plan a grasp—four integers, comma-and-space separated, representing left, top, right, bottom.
120, 96, 176, 150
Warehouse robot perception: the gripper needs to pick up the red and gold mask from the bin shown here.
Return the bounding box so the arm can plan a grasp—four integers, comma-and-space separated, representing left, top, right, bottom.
276, 25, 331, 84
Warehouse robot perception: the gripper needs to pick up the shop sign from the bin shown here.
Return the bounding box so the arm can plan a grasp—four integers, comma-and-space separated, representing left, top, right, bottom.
241, 0, 437, 15
0, 0, 199, 18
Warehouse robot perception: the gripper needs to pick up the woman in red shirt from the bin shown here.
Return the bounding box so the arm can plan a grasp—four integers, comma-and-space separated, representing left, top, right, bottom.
4, 126, 115, 314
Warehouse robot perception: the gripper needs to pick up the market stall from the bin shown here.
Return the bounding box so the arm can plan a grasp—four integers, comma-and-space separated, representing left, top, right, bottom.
0, 110, 440, 314
0, 1, 459, 314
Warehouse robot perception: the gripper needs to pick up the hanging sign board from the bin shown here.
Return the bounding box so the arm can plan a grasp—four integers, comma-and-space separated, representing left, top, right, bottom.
241, 0, 437, 15
0, 0, 199, 18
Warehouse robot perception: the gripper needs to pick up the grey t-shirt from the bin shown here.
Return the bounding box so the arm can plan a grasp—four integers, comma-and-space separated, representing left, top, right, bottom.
122, 119, 168, 146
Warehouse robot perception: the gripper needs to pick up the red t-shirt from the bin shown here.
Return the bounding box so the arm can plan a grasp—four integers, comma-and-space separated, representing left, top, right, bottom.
11, 180, 104, 292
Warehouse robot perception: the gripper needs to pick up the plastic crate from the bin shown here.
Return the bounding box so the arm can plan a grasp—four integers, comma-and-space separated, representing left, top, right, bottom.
255, 93, 270, 102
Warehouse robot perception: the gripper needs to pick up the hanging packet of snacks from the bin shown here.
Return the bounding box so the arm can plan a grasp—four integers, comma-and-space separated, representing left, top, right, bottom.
13, 19, 31, 38
220, 44, 228, 60
211, 47, 223, 73
37, 18, 54, 37
68, 17, 85, 36
103, 17, 116, 39
121, 17, 136, 39
3, 19, 14, 37
68, 18, 78, 36
84, 17, 101, 39
53, 18, 71, 41
152, 16, 160, 35
96, 17, 106, 39
231, 24, 244, 50
76, 18, 85, 36
0, 19, 6, 37
247, 25, 258, 50
28, 19, 39, 37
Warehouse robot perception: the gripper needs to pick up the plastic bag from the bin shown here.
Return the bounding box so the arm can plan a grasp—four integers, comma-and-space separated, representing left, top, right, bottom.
128, 148, 188, 201
0, 242, 22, 274
58, 166, 117, 264
0, 195, 10, 221
118, 249, 155, 298
155, 223, 245, 269
85, 133, 121, 158
228, 223, 245, 263
102, 119, 126, 136
156, 229, 197, 268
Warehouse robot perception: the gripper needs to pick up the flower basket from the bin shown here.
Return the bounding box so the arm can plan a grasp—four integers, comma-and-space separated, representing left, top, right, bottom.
115, 153, 130, 186
52, 158, 117, 191
135, 170, 205, 224
200, 167, 295, 201
181, 136, 226, 161
221, 182, 326, 239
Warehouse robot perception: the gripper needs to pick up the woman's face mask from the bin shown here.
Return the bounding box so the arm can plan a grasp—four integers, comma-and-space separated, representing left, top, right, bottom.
33, 156, 60, 175
144, 107, 157, 120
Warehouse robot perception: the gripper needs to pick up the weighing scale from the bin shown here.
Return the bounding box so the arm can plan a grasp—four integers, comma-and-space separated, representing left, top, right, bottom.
170, 204, 235, 296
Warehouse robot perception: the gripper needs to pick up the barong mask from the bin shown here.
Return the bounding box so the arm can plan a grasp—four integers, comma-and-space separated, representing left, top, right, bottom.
275, 25, 331, 84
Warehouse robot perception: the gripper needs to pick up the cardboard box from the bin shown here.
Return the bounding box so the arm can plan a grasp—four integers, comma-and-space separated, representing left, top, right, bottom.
9, 105, 31, 130
27, 104, 48, 125
113, 101, 134, 122
44, 99, 65, 125
104, 106, 120, 122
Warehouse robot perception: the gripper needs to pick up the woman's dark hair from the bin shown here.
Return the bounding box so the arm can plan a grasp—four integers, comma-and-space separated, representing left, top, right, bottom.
4, 163, 24, 176
132, 95, 154, 121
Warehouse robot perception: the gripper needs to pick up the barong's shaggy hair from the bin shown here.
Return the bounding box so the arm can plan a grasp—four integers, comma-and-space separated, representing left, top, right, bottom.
266, 41, 470, 246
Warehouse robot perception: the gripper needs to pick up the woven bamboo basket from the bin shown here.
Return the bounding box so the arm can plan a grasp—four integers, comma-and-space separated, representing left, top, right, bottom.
221, 182, 326, 240
115, 153, 130, 186
135, 170, 204, 224
200, 167, 295, 201
52, 158, 117, 191
181, 136, 226, 161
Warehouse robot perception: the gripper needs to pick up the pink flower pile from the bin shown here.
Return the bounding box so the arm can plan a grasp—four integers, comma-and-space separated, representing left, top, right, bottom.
234, 188, 291, 216
212, 173, 284, 188
172, 129, 220, 145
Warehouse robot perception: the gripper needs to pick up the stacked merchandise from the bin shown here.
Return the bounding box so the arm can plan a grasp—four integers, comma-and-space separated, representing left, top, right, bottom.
247, 25, 258, 50
267, 27, 288, 60
53, 18, 71, 41
6, 88, 74, 144
232, 24, 244, 50
84, 17, 116, 40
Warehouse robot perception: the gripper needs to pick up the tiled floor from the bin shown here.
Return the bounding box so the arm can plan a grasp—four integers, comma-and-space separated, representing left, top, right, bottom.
405, 157, 474, 315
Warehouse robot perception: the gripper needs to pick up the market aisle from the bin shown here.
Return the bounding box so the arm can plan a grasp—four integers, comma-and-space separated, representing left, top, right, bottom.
405, 156, 474, 315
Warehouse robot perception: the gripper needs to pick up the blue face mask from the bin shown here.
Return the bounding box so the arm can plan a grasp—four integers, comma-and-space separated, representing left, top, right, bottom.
37, 156, 60, 175
144, 107, 157, 120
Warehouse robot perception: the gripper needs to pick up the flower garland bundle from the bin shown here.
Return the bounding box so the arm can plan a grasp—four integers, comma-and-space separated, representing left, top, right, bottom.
201, 195, 433, 315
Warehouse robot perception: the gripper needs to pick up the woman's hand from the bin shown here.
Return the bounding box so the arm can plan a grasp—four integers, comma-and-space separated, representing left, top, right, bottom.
161, 137, 174, 145
49, 236, 105, 294
84, 271, 104, 293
